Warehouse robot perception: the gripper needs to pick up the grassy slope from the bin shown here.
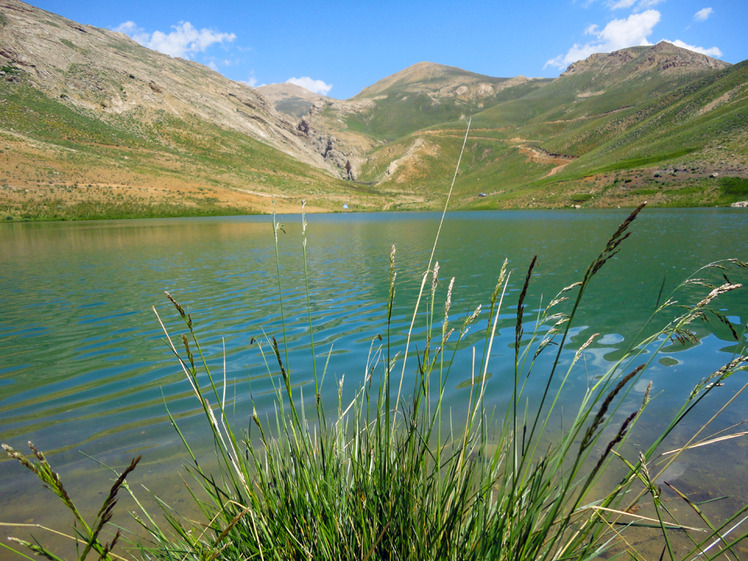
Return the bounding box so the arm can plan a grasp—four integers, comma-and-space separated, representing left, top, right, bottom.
527, 61, 748, 207
392, 60, 748, 209
345, 79, 550, 142
2, 40, 746, 218
0, 81, 378, 220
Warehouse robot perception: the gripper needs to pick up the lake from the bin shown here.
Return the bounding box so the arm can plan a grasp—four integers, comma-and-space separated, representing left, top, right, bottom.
1, 208, 747, 554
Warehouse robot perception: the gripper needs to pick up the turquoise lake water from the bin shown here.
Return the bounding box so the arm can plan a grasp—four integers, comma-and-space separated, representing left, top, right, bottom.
1, 208, 746, 553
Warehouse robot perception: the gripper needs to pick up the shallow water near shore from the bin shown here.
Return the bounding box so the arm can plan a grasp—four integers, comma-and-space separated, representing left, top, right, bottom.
1, 208, 747, 555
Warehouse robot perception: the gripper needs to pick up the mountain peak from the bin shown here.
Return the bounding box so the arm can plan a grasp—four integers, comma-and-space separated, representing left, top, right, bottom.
352, 61, 528, 101
561, 42, 729, 77
354, 61, 460, 98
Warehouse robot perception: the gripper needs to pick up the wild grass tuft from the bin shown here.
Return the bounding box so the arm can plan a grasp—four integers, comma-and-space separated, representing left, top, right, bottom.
130, 203, 745, 561
1, 442, 139, 561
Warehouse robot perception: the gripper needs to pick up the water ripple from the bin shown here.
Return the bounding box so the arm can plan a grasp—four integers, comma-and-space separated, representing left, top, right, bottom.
0, 210, 745, 469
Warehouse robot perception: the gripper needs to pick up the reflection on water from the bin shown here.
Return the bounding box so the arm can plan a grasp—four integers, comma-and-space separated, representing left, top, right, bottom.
0, 209, 746, 552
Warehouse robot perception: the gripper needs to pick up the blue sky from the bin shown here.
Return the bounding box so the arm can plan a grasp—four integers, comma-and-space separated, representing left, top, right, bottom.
29, 0, 748, 100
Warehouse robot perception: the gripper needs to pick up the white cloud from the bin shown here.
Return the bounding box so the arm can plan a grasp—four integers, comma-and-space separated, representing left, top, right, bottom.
115, 20, 236, 59
609, 0, 636, 8
694, 7, 713, 21
114, 21, 150, 45
115, 21, 138, 34
545, 9, 660, 69
595, 9, 661, 49
608, 0, 663, 10
635, 0, 665, 8
665, 39, 721, 57
286, 77, 333, 96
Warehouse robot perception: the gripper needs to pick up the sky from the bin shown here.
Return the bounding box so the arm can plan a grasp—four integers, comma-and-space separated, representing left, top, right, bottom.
28, 0, 748, 100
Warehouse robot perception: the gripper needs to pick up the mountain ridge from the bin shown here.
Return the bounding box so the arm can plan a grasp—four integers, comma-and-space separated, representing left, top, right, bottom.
562, 41, 730, 77
1, 0, 746, 219
352, 61, 538, 100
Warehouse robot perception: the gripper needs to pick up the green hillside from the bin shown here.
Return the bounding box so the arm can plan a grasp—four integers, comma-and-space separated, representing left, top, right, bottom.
350, 46, 747, 210
2, 0, 747, 219
342, 63, 551, 141
0, 81, 374, 220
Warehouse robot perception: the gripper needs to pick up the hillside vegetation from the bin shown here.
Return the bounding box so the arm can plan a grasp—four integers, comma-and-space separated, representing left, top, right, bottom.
1, 0, 747, 219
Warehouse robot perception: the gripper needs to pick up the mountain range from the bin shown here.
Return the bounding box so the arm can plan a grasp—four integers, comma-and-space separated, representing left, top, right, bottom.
1, 0, 746, 219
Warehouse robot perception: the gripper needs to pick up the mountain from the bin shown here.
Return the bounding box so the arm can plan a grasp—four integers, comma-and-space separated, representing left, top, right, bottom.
259, 63, 552, 188
450, 44, 748, 209
354, 61, 541, 101
0, 0, 371, 218
345, 62, 551, 141
257, 83, 381, 178
0, 0, 307, 161
351, 44, 746, 209
1, 0, 746, 219
562, 41, 729, 77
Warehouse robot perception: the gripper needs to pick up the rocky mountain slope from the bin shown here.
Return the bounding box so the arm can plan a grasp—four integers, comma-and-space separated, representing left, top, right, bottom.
0, 0, 335, 168
562, 40, 729, 77
0, 0, 374, 218
257, 83, 334, 118
1, 0, 746, 219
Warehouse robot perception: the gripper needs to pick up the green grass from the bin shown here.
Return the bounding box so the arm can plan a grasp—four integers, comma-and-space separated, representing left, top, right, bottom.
2, 135, 747, 560
520, 62, 747, 182
345, 93, 471, 141
345, 75, 549, 142
146, 209, 748, 561
0, 80, 379, 218
584, 149, 699, 173
570, 193, 594, 203
0, 82, 149, 149
720, 177, 748, 197
2, 198, 256, 221
385, 56, 747, 208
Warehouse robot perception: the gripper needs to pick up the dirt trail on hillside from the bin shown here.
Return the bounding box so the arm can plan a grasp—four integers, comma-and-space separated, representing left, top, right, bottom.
511, 139, 575, 176
414, 130, 576, 176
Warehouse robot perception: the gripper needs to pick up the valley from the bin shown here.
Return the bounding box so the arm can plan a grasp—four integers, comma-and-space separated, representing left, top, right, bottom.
1, 0, 747, 219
